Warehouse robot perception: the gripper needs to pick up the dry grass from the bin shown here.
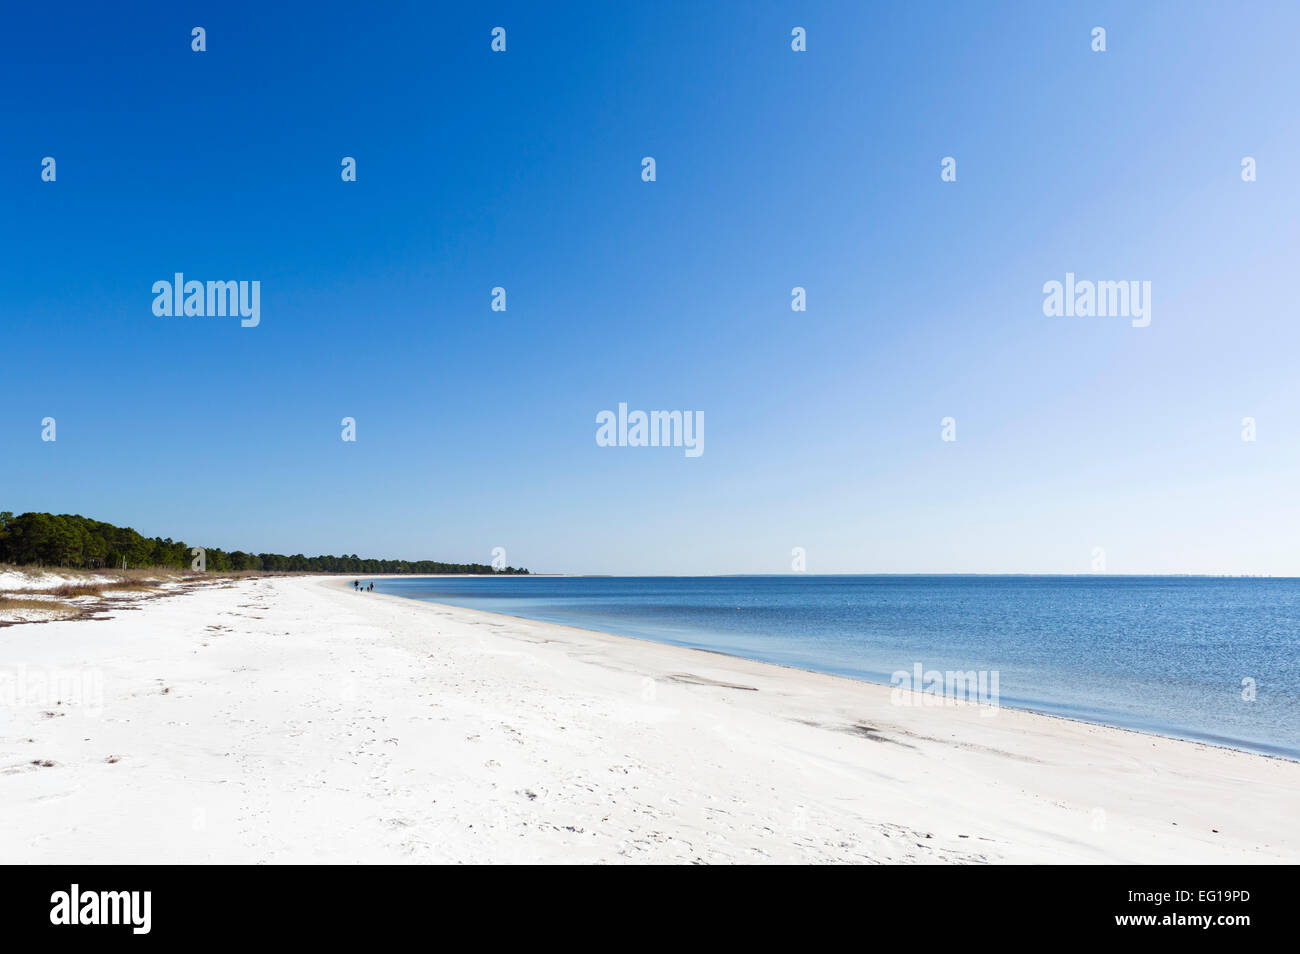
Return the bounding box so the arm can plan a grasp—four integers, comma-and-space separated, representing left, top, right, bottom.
110, 567, 186, 583
2, 563, 275, 583
0, 563, 185, 578
48, 579, 167, 598
49, 584, 105, 598
0, 564, 186, 596
101, 578, 166, 592
0, 564, 216, 626
0, 597, 71, 612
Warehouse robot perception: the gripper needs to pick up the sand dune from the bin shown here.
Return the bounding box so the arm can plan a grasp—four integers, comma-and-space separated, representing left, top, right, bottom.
1, 574, 1296, 864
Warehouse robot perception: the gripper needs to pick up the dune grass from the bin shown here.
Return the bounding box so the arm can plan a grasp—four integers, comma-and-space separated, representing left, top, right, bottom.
0, 596, 72, 613
49, 579, 169, 598
49, 584, 105, 598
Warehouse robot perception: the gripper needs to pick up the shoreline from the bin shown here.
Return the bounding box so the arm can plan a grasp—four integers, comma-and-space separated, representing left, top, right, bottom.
3, 574, 1297, 863
353, 576, 1300, 764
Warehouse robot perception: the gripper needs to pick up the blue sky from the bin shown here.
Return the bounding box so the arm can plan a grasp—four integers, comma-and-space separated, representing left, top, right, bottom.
3, 1, 1299, 575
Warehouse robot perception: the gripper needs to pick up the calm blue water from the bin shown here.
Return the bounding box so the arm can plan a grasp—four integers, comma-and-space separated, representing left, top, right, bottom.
368, 575, 1300, 759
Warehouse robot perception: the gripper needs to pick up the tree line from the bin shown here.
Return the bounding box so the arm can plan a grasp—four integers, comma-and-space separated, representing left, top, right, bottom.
0, 512, 530, 575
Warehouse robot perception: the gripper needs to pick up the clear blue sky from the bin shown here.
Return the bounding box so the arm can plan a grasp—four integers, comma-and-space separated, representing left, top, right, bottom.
3, 1, 1298, 575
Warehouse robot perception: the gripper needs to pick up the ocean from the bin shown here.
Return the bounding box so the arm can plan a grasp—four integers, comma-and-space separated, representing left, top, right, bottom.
369, 575, 1300, 759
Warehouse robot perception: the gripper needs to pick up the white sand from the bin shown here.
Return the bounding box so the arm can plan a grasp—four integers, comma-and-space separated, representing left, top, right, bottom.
0, 568, 117, 592
1, 574, 1296, 864
0, 568, 186, 625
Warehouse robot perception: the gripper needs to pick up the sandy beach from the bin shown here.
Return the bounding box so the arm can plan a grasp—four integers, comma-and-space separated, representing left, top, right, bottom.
2, 574, 1297, 864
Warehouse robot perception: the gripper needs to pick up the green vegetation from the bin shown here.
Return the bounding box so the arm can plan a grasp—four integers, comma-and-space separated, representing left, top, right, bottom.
0, 511, 530, 575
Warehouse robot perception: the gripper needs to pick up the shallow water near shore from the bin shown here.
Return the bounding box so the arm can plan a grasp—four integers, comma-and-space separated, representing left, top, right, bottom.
369, 575, 1300, 760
